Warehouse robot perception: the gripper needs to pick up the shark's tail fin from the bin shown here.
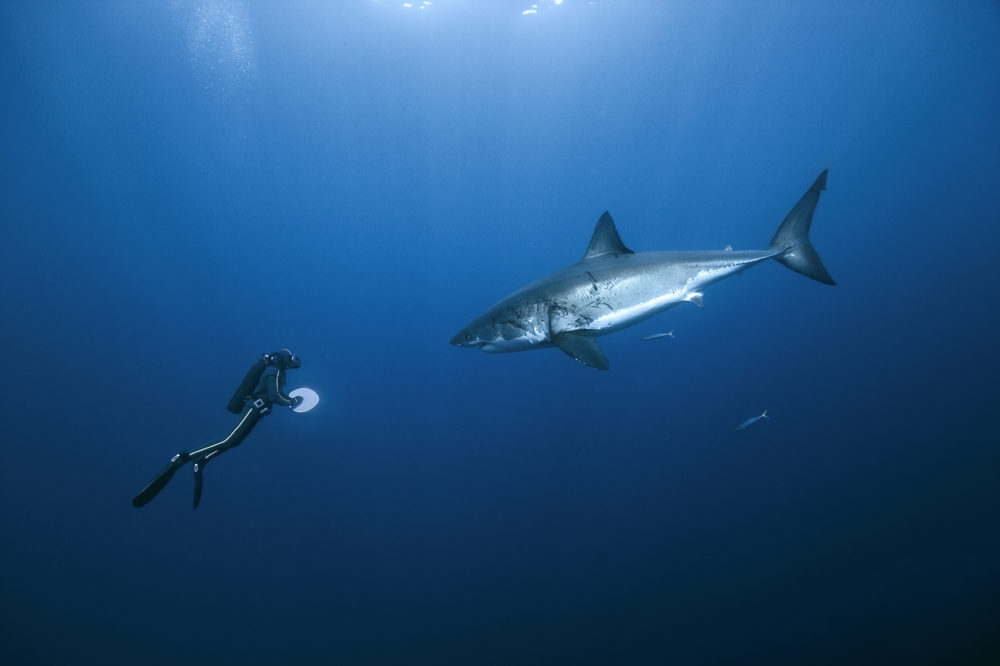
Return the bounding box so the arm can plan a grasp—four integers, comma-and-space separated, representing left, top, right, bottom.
770, 170, 835, 285
761, 410, 769, 419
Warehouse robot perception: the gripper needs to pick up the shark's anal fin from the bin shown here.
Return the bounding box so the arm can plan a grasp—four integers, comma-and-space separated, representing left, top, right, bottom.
552, 331, 610, 370
583, 212, 634, 260
684, 291, 704, 308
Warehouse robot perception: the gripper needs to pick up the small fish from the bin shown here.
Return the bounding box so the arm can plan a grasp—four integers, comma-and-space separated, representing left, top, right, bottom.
642, 330, 675, 341
734, 410, 769, 431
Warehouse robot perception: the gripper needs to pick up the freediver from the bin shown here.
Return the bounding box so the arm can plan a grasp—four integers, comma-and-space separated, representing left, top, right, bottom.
131, 349, 304, 509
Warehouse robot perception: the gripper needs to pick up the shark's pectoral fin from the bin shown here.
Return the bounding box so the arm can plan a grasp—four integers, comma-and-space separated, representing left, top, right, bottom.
684, 291, 704, 308
552, 332, 610, 370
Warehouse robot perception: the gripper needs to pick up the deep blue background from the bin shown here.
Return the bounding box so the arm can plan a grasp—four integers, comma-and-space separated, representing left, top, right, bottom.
2, 2, 999, 664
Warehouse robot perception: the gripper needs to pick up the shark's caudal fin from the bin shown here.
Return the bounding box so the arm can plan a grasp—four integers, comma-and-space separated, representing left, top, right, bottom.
770, 170, 836, 285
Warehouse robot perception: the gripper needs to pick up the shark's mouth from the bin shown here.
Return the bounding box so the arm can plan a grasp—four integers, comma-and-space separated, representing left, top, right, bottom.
450, 338, 487, 349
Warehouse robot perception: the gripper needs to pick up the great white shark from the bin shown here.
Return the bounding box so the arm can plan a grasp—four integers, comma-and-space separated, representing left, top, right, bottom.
451, 170, 835, 370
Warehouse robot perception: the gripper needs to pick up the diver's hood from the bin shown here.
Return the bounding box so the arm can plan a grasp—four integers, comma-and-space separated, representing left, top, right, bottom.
269, 349, 301, 369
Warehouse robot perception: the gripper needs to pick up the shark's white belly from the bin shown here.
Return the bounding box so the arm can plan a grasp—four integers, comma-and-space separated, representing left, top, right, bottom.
587, 286, 687, 333
552, 263, 732, 336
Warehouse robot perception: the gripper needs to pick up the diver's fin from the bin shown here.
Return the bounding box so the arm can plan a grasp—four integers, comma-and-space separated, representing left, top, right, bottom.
192, 461, 204, 510
553, 331, 610, 370
131, 452, 189, 508
770, 170, 835, 285
684, 291, 704, 308
583, 212, 633, 260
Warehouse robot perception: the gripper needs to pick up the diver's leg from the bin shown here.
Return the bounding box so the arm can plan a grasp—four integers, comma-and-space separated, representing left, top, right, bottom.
188, 404, 261, 460
131, 451, 191, 507
192, 457, 205, 510
132, 406, 261, 508
191, 449, 223, 510
187, 406, 261, 509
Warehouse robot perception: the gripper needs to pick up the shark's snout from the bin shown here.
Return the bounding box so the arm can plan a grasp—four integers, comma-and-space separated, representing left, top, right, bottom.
450, 331, 480, 348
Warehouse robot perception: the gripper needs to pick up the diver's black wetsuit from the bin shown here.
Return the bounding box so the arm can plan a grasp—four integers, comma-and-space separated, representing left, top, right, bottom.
132, 350, 302, 509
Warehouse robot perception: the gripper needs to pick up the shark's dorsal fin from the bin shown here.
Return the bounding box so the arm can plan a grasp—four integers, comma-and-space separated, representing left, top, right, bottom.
552, 331, 610, 370
583, 212, 633, 260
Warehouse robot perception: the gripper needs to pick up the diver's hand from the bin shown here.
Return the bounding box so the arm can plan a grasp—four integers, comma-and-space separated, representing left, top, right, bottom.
291, 396, 304, 408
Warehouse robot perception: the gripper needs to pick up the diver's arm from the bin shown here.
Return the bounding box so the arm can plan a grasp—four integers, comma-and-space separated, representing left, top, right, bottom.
266, 368, 297, 407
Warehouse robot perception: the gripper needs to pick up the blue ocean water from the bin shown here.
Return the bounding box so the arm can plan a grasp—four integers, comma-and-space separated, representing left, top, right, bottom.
2, 1, 999, 663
